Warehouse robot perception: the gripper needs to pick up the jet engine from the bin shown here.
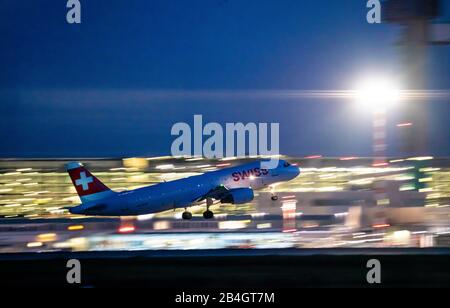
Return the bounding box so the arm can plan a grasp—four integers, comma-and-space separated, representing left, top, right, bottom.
220, 187, 254, 204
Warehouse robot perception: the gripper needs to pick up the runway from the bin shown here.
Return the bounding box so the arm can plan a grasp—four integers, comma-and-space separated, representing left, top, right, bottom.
2, 247, 450, 260
1, 248, 450, 288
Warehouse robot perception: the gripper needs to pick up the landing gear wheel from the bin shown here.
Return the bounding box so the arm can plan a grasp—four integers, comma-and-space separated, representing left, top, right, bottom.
182, 211, 192, 220
271, 195, 279, 201
203, 210, 214, 219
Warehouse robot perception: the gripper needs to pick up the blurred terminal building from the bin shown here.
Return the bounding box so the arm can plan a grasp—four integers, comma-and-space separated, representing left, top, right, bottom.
0, 156, 449, 230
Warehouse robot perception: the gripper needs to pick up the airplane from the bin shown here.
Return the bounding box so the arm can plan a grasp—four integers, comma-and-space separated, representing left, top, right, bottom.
66, 159, 300, 219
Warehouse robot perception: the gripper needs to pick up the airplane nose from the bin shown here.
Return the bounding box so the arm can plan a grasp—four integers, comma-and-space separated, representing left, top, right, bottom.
294, 166, 300, 177
288, 165, 300, 179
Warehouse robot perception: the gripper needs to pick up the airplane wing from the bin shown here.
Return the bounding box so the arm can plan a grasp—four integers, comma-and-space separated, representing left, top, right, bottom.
194, 185, 255, 205
195, 184, 230, 202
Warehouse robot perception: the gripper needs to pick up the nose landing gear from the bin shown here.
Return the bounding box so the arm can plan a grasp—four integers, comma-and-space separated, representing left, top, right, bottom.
270, 186, 279, 201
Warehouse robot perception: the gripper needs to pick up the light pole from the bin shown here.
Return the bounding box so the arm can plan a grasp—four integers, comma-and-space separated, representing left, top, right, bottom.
355, 77, 401, 167
354, 76, 402, 206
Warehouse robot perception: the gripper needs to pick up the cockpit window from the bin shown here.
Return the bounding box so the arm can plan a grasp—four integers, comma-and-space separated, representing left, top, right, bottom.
283, 162, 291, 167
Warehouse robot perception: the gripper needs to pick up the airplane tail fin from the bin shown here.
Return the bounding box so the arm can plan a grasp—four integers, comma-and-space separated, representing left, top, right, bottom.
65, 162, 115, 203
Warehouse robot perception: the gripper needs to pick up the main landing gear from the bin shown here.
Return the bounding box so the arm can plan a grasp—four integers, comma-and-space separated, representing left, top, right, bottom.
182, 197, 215, 220
181, 210, 213, 220
203, 197, 214, 219
182, 211, 192, 220
203, 210, 214, 219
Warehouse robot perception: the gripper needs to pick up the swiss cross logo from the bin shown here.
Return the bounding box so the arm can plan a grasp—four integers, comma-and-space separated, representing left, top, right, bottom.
75, 171, 93, 191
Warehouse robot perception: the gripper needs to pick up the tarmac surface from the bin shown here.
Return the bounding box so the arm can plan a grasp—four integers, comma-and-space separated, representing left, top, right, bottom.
1, 248, 450, 287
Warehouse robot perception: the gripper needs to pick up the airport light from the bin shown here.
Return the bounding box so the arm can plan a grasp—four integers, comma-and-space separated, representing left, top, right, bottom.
27, 242, 43, 248
67, 225, 84, 231
397, 122, 412, 127
118, 226, 135, 233
355, 77, 401, 113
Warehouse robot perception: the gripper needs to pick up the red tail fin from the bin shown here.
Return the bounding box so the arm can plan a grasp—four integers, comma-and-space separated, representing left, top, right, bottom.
65, 162, 114, 203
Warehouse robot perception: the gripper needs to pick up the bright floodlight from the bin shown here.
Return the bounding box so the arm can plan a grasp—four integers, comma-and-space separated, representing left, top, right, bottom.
355, 77, 401, 112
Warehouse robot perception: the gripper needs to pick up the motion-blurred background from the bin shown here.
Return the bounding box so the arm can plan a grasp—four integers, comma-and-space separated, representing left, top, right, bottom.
0, 1, 449, 253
